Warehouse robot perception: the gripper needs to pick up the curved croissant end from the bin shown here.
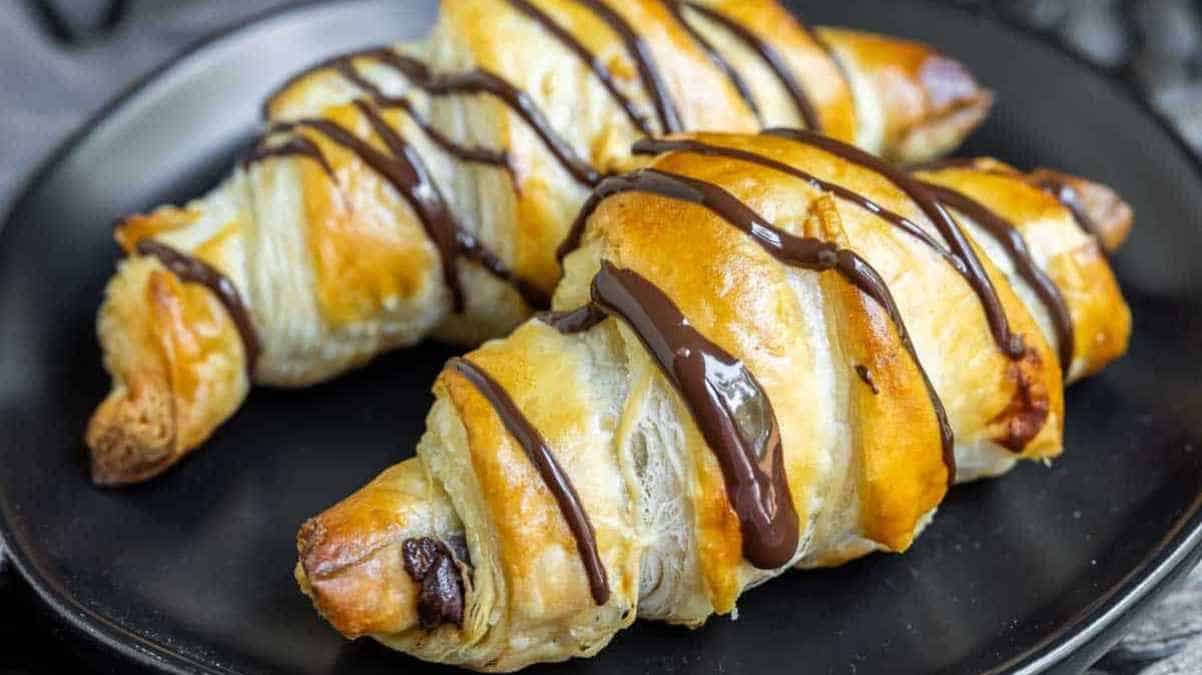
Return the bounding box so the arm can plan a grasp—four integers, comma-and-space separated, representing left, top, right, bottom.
86, 254, 249, 485
816, 27, 993, 164
296, 461, 461, 640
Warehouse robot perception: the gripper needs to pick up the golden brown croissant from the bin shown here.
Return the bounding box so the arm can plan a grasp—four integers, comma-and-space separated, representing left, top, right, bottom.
86, 0, 1006, 485
295, 131, 1131, 671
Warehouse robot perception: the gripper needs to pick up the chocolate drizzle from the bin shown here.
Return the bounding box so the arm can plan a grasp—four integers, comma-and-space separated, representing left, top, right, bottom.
628, 137, 959, 269
587, 262, 799, 568
457, 229, 552, 309
402, 537, 466, 628
552, 168, 954, 504
448, 357, 610, 604
136, 239, 261, 375
276, 107, 466, 311
685, 3, 821, 132
506, 0, 654, 134
366, 50, 603, 186
569, 0, 683, 133
921, 182, 1074, 371
1033, 176, 1101, 239
253, 64, 552, 309
242, 136, 335, 179
764, 128, 1026, 359
537, 304, 607, 334
374, 96, 511, 170
660, 0, 761, 122
267, 55, 512, 172
265, 48, 601, 186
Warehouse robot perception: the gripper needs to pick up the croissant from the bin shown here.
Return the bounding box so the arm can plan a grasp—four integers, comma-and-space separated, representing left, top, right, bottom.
294, 131, 1132, 671
84, 0, 1006, 485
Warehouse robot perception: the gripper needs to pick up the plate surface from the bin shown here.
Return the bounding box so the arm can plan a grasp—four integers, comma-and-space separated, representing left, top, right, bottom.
2, 1, 1202, 673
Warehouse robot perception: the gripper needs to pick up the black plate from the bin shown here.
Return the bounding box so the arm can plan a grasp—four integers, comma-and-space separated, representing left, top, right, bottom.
2, 1, 1201, 673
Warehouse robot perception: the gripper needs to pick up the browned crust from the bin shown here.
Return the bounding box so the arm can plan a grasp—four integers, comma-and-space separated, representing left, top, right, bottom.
86, 370, 179, 486
817, 27, 993, 163
1027, 168, 1134, 252
989, 347, 1052, 453
86, 258, 248, 486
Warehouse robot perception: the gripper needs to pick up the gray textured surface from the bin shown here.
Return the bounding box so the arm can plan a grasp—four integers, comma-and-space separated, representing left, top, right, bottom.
0, 1, 1198, 673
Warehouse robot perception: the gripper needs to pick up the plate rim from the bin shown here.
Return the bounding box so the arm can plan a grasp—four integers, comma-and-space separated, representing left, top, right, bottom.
1, 1, 1200, 673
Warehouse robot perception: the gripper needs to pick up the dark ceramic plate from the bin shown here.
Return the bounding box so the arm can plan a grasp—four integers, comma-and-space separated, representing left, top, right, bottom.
2, 0, 1201, 673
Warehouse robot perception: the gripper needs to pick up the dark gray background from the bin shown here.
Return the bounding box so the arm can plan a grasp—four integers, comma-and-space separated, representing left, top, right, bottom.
0, 1, 1198, 673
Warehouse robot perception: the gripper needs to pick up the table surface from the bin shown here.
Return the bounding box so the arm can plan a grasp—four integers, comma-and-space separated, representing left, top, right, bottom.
0, 1, 1199, 674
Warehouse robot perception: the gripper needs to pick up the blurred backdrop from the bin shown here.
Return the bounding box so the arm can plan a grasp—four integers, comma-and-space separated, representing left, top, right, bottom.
0, 1, 1200, 674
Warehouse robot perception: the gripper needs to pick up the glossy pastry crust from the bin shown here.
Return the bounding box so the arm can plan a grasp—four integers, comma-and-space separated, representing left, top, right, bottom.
88, 0, 997, 485
296, 133, 1132, 671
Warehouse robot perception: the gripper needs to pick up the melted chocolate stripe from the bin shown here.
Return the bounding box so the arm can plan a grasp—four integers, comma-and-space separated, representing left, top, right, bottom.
833, 248, 955, 477
660, 0, 761, 122
280, 106, 466, 312
505, 0, 654, 134
590, 262, 799, 568
261, 68, 547, 309
629, 137, 961, 271
136, 239, 261, 376
1033, 177, 1101, 239
921, 182, 1075, 371
359, 102, 537, 310
765, 127, 1026, 359
448, 357, 610, 604
242, 136, 335, 179
684, 3, 821, 132
552, 168, 953, 487
570, 0, 683, 133
334, 58, 386, 98
374, 95, 511, 169
365, 50, 603, 186
279, 55, 513, 170
798, 21, 854, 117
537, 304, 607, 334
457, 229, 552, 309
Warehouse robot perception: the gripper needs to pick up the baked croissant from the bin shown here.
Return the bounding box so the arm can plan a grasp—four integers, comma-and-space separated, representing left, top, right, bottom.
295, 131, 1132, 671
87, 0, 1004, 485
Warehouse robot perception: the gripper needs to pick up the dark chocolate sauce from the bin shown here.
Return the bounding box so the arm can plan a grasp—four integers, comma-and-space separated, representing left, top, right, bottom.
505, 0, 654, 134
276, 105, 466, 312
281, 55, 513, 171
333, 58, 385, 98
549, 169, 954, 483
448, 357, 610, 604
660, 0, 761, 122
136, 239, 261, 376
402, 537, 465, 628
536, 304, 607, 334
627, 137, 959, 269
854, 364, 878, 395
798, 20, 854, 115
373, 96, 511, 169
685, 3, 821, 132
921, 182, 1075, 371
456, 229, 551, 309
764, 127, 1026, 359
570, 0, 683, 133
256, 60, 553, 309
1032, 176, 1101, 240
365, 50, 603, 186
588, 262, 798, 568
242, 136, 335, 179
265, 47, 601, 186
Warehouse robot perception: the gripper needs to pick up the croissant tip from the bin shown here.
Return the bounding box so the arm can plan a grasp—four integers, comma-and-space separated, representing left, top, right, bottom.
85, 386, 179, 487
